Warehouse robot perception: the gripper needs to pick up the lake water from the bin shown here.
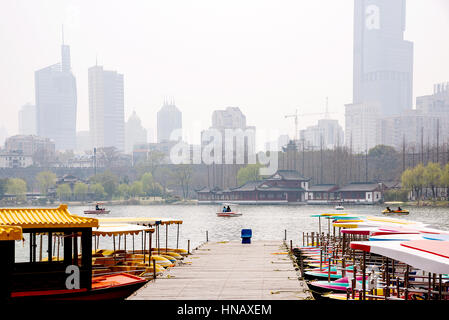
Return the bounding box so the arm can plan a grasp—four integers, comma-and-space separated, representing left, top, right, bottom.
13, 204, 449, 260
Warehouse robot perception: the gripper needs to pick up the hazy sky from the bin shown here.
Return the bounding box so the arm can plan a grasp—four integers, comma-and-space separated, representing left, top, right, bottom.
1, 0, 448, 144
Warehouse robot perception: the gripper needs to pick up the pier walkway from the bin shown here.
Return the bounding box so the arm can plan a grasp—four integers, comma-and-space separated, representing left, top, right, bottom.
128, 240, 313, 300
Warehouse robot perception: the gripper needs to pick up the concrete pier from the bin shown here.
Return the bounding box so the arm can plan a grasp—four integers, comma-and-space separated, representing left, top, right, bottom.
128, 240, 313, 300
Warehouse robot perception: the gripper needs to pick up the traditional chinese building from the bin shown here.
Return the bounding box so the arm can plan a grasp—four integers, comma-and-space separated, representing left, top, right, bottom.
337, 182, 384, 204
196, 170, 310, 204
306, 184, 340, 204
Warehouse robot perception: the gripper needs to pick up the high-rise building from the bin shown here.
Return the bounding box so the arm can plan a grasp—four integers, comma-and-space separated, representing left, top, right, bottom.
18, 103, 36, 136
125, 111, 148, 154
345, 103, 380, 153
157, 99, 182, 143
353, 0, 413, 116
35, 43, 77, 151
201, 107, 256, 189
347, 0, 413, 151
300, 119, 344, 150
88, 65, 125, 151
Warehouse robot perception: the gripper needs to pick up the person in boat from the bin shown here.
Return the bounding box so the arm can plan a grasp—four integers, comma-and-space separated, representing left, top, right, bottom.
226, 205, 231, 212
222, 206, 227, 212
96, 204, 100, 210
386, 207, 392, 212
397, 207, 402, 212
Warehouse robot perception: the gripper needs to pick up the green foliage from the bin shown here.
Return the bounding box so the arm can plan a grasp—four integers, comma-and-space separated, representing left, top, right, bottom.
73, 182, 89, 201
6, 178, 27, 201
90, 171, 118, 199
237, 164, 263, 186
117, 183, 130, 199
36, 171, 56, 195
129, 181, 144, 198
56, 184, 72, 201
89, 183, 106, 200
423, 162, 442, 199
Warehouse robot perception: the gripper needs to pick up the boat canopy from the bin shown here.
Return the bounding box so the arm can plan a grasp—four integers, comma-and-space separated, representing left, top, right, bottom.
0, 225, 22, 241
98, 217, 183, 226
0, 204, 99, 229
350, 240, 449, 275
93, 224, 154, 237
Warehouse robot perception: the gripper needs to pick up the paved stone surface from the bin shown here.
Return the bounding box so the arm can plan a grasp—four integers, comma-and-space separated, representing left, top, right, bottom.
128, 240, 313, 300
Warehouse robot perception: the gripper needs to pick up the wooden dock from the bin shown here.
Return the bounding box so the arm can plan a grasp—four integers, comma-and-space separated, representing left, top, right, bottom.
127, 240, 313, 300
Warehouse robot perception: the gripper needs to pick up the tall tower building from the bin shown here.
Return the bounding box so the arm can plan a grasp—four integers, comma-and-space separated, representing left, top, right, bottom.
157, 99, 182, 143
125, 111, 148, 154
346, 0, 413, 152
18, 103, 36, 136
35, 41, 77, 150
88, 65, 125, 151
353, 0, 413, 115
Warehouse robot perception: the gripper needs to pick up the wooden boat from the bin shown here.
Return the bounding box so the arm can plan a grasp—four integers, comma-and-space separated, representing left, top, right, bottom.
0, 205, 148, 301
11, 273, 147, 301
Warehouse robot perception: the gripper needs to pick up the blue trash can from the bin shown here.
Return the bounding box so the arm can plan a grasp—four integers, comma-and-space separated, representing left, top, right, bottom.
241, 229, 252, 244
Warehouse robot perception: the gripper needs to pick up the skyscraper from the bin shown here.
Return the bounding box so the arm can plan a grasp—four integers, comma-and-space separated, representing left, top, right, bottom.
157, 99, 182, 143
353, 0, 413, 115
35, 43, 77, 150
346, 0, 413, 152
18, 103, 36, 136
88, 65, 125, 151
125, 111, 148, 154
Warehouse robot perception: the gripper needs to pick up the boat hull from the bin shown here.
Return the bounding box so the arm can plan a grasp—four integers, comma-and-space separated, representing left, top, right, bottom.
216, 212, 242, 217
10, 273, 147, 301
84, 210, 110, 214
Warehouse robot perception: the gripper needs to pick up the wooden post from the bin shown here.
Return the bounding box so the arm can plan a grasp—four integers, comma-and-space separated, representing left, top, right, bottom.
149, 230, 152, 258
284, 229, 287, 241
157, 224, 160, 255
153, 259, 156, 281
166, 224, 168, 253
404, 265, 409, 301
142, 232, 145, 264
290, 240, 292, 253
132, 234, 135, 254
206, 230, 209, 243
176, 223, 180, 249
187, 239, 190, 254
302, 232, 304, 247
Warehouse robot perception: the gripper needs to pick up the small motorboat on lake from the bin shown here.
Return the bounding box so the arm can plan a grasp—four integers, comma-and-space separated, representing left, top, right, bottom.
216, 203, 242, 217
84, 202, 110, 215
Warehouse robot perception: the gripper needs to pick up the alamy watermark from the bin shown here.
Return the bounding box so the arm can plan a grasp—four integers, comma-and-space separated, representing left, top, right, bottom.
169, 127, 280, 176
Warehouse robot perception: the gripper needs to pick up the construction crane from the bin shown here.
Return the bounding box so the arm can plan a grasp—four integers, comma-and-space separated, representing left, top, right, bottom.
285, 99, 337, 141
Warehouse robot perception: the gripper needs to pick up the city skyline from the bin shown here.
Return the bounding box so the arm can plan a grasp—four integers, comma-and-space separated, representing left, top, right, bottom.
0, 0, 448, 145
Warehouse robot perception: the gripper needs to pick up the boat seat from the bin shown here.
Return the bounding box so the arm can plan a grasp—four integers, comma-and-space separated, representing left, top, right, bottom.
241, 229, 252, 244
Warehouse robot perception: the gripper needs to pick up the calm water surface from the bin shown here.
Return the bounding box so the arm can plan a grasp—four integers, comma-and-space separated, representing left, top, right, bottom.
12, 204, 449, 260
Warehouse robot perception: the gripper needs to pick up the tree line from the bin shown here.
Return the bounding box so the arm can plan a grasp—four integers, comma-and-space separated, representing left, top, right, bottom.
401, 162, 449, 201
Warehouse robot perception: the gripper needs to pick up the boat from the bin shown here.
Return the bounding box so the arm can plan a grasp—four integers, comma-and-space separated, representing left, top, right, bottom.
382, 209, 409, 216
335, 204, 345, 210
0, 204, 148, 301
216, 203, 242, 217
84, 202, 110, 214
